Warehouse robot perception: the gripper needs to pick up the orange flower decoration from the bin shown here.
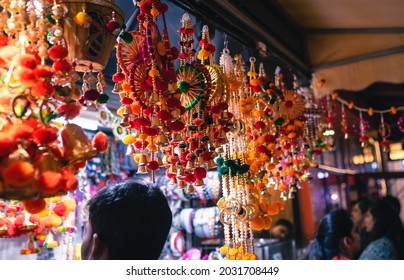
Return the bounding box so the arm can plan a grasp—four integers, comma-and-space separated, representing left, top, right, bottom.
279, 90, 305, 121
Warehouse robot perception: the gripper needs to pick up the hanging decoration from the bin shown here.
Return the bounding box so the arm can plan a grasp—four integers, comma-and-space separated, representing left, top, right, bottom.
320, 87, 404, 152
0, 0, 115, 200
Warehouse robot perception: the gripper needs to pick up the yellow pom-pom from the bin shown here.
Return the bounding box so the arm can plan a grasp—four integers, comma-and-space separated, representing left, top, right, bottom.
250, 78, 261, 86
390, 106, 397, 115
138, 133, 148, 141
147, 144, 158, 152
150, 7, 160, 17
122, 83, 131, 92
122, 135, 136, 145
75, 12, 92, 27
247, 71, 256, 77
368, 107, 374, 116
148, 68, 159, 77
348, 101, 354, 109
197, 49, 209, 60
331, 92, 339, 100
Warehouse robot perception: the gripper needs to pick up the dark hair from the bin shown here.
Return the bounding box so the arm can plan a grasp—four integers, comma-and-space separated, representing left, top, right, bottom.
306, 209, 355, 260
354, 198, 372, 214
383, 195, 401, 215
368, 198, 404, 259
276, 219, 293, 237
88, 180, 172, 260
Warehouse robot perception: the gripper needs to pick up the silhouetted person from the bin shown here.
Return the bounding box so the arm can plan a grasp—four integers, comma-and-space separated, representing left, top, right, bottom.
81, 180, 172, 260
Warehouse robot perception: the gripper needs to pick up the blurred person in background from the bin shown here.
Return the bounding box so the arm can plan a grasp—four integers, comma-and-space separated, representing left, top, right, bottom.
351, 198, 372, 258
303, 209, 360, 260
359, 197, 404, 260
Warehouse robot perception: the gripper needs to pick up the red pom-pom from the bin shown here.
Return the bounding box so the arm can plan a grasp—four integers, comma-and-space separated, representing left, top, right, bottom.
256, 145, 268, 153
156, 2, 168, 13
163, 70, 176, 82
137, 117, 151, 127
38, 171, 62, 194
178, 106, 186, 115
112, 72, 125, 83
155, 79, 168, 91
11, 54, 38, 69
33, 127, 58, 144
157, 110, 172, 121
3, 161, 35, 187
202, 152, 213, 161
193, 167, 207, 180
84, 89, 100, 101
31, 81, 54, 97
134, 140, 149, 150
210, 105, 221, 114
53, 60, 72, 72
192, 118, 204, 126
169, 120, 185, 132
265, 134, 276, 143
14, 67, 36, 86
199, 39, 208, 47
14, 215, 25, 227
0, 34, 8, 46
22, 199, 46, 214
34, 65, 54, 80
218, 102, 228, 111
61, 168, 78, 191
143, 127, 160, 137
146, 160, 159, 171
54, 202, 67, 217
121, 96, 133, 105
143, 106, 154, 116
92, 132, 108, 153
56, 103, 81, 120
166, 97, 181, 109
0, 133, 16, 157
48, 45, 68, 60
254, 120, 266, 129
170, 47, 179, 60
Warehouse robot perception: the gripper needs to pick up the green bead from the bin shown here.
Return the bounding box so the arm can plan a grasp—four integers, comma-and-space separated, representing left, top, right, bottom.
97, 93, 109, 104
239, 164, 250, 174
274, 118, 284, 126
120, 32, 133, 43
215, 156, 224, 166
219, 166, 229, 175
46, 14, 56, 24
178, 81, 190, 93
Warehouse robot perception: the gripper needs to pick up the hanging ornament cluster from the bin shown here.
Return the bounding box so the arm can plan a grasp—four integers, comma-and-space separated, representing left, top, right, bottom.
316, 80, 404, 153
113, 5, 337, 260
0, 1, 114, 200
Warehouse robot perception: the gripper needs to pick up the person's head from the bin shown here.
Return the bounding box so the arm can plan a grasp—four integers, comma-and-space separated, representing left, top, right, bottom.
308, 209, 360, 260
364, 198, 404, 259
351, 198, 372, 226
81, 180, 172, 260
270, 219, 293, 240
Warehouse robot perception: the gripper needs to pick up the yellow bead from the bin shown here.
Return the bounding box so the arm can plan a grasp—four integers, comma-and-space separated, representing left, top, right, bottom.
75, 12, 92, 26
117, 106, 125, 116
122, 135, 136, 145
